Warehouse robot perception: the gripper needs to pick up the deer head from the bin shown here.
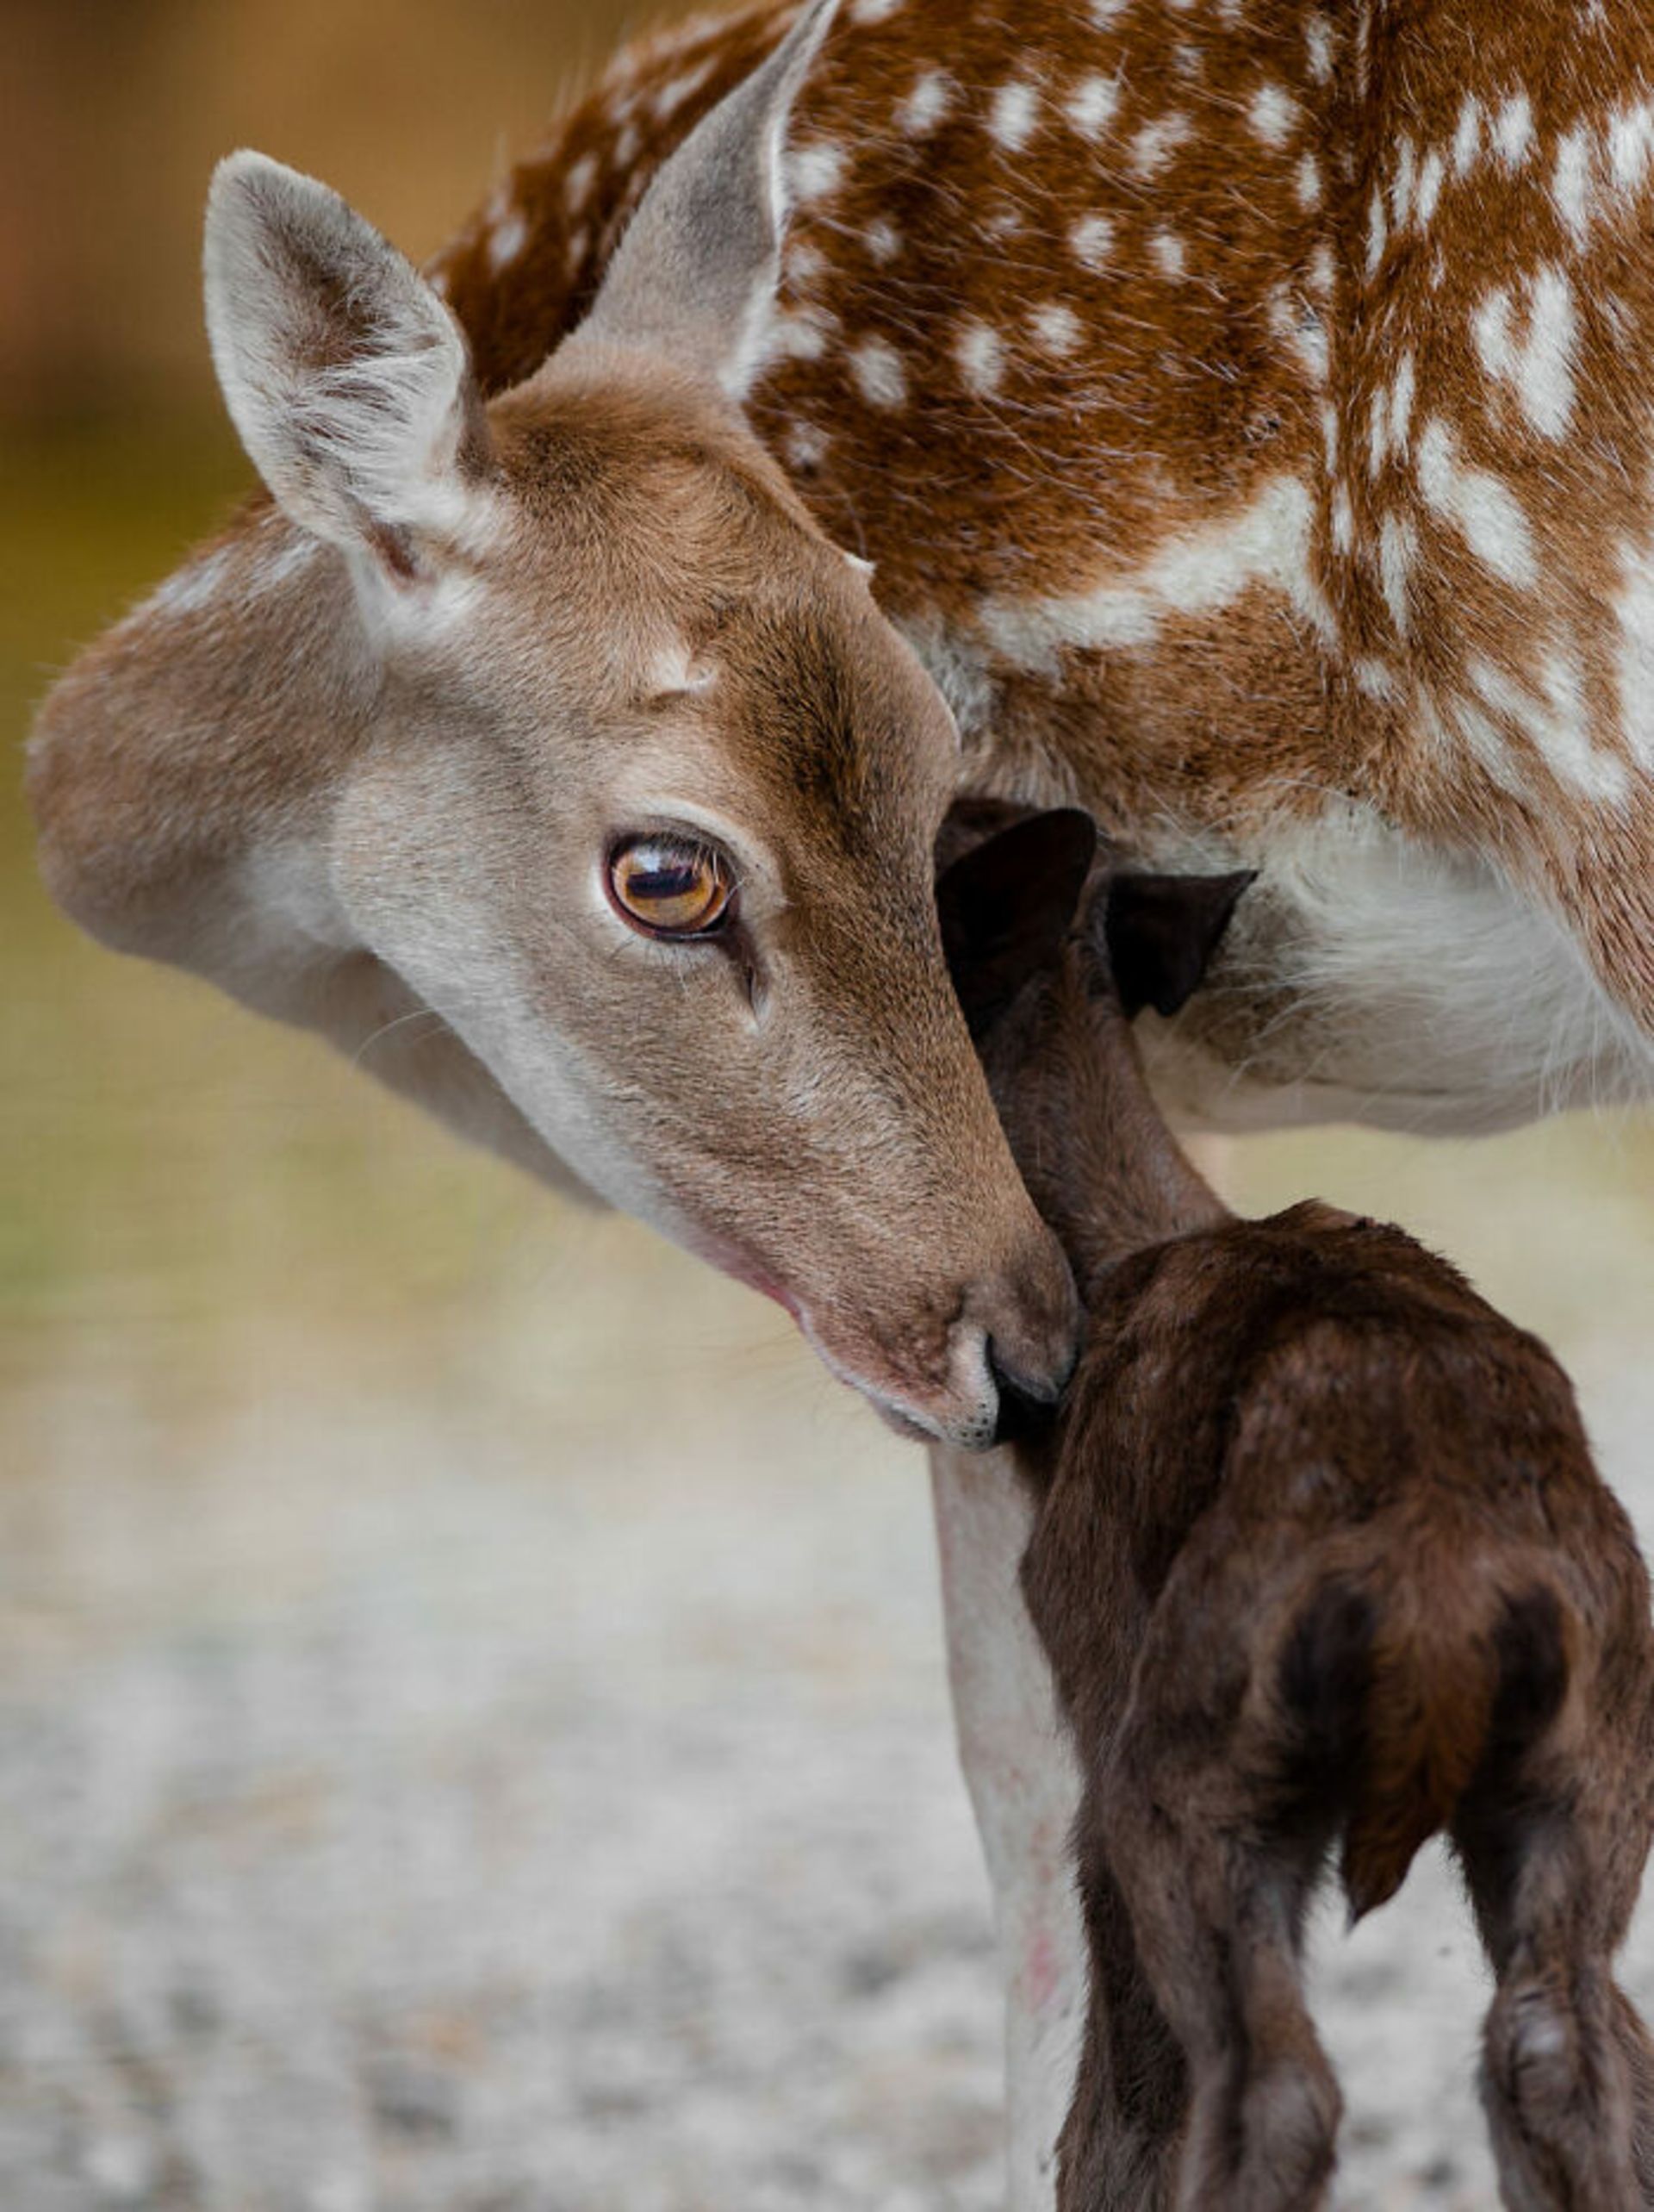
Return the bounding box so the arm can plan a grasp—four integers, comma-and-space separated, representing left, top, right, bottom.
27, 0, 1078, 1447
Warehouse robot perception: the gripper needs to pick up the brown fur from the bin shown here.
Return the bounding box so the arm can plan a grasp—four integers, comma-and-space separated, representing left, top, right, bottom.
939, 827, 1654, 2209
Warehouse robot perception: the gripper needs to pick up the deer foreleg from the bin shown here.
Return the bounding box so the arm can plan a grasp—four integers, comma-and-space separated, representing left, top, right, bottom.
931, 1447, 1086, 2211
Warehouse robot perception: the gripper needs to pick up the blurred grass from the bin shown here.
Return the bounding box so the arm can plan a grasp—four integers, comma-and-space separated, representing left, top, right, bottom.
3, 415, 1651, 1459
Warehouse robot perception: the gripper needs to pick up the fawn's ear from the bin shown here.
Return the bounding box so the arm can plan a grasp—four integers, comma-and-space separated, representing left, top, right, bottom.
1103, 870, 1257, 1019
567, 0, 839, 402
936, 810, 1098, 1038
204, 152, 491, 582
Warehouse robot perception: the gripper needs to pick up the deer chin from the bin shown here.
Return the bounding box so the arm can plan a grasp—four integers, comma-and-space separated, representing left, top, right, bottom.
794, 1310, 997, 1449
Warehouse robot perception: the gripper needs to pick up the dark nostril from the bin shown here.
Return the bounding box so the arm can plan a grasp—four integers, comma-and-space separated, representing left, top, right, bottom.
987, 1338, 1072, 1447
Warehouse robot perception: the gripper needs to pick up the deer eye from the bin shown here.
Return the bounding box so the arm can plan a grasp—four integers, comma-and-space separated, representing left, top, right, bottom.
607, 835, 737, 938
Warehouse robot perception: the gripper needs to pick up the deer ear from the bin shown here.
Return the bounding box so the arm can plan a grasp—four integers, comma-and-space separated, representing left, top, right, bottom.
567, 0, 839, 402
1103, 870, 1257, 1019
936, 810, 1098, 1038
203, 152, 492, 580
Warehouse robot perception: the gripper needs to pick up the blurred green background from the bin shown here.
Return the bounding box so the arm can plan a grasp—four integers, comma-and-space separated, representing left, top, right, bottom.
3, 6, 1653, 2208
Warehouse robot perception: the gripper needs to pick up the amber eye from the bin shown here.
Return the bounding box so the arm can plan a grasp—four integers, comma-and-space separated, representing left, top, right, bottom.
607, 835, 737, 938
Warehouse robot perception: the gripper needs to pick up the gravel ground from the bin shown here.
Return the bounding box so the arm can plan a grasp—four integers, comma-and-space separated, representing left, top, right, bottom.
4, 1224, 1653, 2212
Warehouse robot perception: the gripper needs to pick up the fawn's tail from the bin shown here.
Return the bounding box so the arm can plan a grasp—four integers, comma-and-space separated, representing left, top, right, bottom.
1278, 1559, 1575, 1921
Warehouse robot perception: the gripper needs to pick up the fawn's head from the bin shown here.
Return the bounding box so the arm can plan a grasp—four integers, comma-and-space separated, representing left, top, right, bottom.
107, 0, 1076, 1443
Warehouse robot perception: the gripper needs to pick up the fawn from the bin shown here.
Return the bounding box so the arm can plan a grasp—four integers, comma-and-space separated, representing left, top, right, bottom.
936, 806, 1654, 2211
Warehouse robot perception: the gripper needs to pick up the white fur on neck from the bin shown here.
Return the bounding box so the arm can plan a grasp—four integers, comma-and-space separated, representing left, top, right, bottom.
1144, 798, 1654, 1135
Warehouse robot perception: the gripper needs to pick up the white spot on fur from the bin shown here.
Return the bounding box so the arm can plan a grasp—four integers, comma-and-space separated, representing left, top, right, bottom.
1368, 390, 1391, 478
1366, 190, 1387, 276
864, 217, 901, 265
1366, 352, 1416, 472
1070, 214, 1115, 271
1250, 83, 1297, 148
1394, 354, 1417, 448
1415, 148, 1446, 225
1379, 511, 1417, 634
1453, 97, 1483, 177
1614, 533, 1654, 770
1493, 93, 1533, 169
1268, 290, 1327, 382
1452, 695, 1527, 794
1151, 229, 1187, 279
979, 473, 1331, 669
1417, 419, 1538, 588
1470, 651, 1627, 801
1296, 153, 1322, 209
1552, 127, 1595, 244
850, 0, 904, 20
1609, 100, 1654, 196
1066, 73, 1121, 139
1304, 13, 1334, 85
849, 335, 907, 408
1332, 485, 1355, 553
563, 152, 597, 215
786, 238, 829, 286
1133, 114, 1191, 178
782, 419, 830, 471
652, 58, 716, 120
991, 78, 1040, 152
1390, 135, 1418, 227
488, 209, 528, 270
956, 318, 1005, 396
787, 141, 846, 203
1472, 268, 1577, 438
755, 302, 836, 370
899, 68, 954, 135
1030, 302, 1083, 357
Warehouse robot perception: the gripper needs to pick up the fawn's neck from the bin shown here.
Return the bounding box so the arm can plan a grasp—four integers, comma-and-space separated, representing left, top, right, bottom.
1005, 978, 1232, 1289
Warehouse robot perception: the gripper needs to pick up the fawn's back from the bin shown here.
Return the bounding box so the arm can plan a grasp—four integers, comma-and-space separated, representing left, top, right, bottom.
1034, 1198, 1653, 1907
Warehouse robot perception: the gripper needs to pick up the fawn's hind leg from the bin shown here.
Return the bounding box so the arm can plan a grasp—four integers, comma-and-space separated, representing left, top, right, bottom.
1457, 1763, 1654, 2208
1097, 1723, 1340, 2212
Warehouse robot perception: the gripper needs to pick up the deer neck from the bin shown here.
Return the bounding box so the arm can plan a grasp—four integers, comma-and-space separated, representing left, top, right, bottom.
31, 507, 374, 966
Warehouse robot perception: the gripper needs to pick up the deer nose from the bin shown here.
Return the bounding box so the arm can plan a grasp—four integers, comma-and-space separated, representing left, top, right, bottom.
965, 1234, 1079, 1447
987, 1334, 1076, 1445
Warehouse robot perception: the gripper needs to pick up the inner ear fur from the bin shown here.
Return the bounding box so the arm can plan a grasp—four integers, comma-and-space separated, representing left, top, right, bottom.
936, 808, 1099, 1037
1102, 869, 1258, 1019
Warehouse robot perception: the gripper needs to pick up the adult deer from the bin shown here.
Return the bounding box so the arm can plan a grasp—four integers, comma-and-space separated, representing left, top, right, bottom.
26, 0, 1654, 2202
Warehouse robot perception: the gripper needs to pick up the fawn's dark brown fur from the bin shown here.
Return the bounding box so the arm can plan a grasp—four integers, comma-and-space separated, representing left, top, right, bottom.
937, 811, 1654, 2212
